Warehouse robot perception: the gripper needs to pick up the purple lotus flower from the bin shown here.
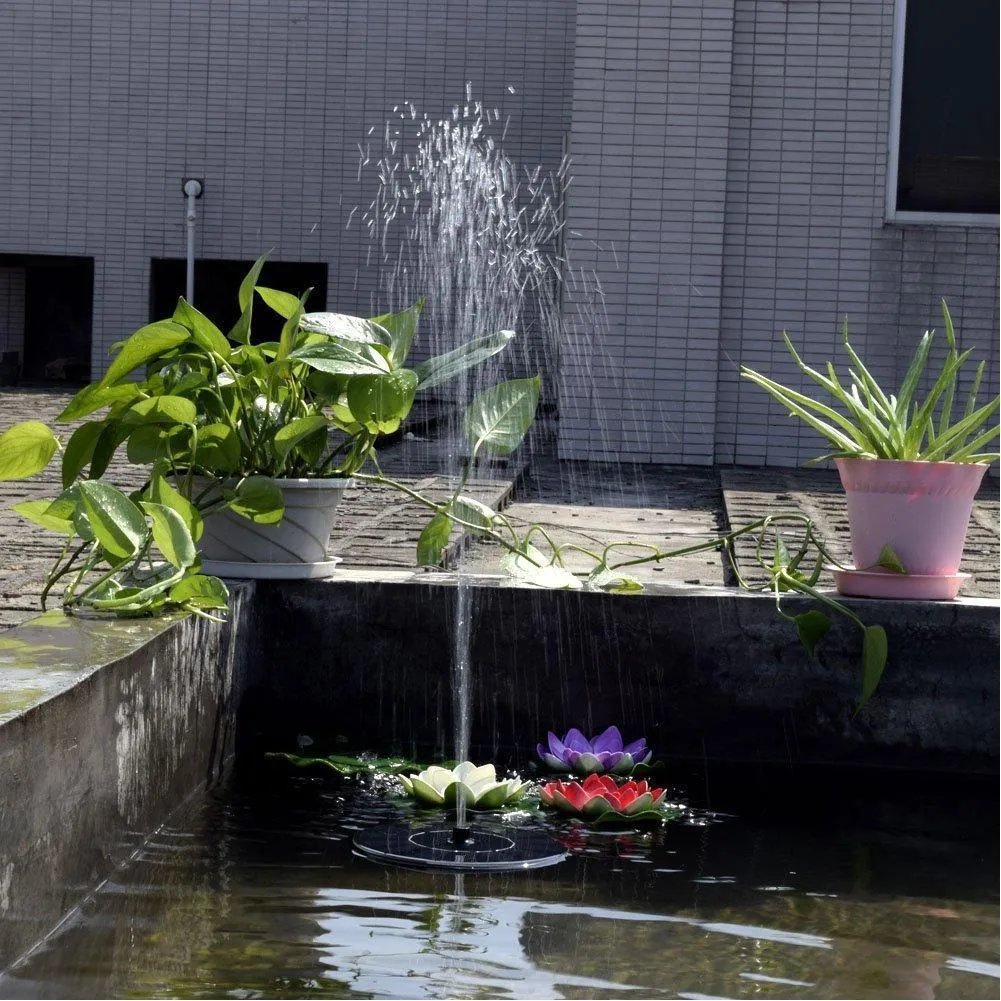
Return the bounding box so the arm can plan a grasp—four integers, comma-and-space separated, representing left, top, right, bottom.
537, 726, 652, 775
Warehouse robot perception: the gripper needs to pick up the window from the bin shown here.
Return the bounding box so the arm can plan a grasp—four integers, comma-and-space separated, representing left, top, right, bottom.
0, 254, 93, 384
887, 0, 999, 223
150, 259, 328, 342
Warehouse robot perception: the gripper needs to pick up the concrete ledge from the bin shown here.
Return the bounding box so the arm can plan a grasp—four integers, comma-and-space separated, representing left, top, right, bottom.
241, 573, 999, 774
0, 586, 253, 969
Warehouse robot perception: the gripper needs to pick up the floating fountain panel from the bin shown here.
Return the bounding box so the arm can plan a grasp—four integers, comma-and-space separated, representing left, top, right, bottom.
353, 824, 566, 872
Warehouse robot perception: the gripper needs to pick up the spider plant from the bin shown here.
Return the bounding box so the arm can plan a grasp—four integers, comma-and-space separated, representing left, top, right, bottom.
741, 300, 999, 464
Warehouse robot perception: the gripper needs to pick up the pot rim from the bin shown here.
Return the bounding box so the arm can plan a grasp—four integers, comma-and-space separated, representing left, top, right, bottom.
264, 477, 355, 488
192, 474, 354, 488
834, 456, 990, 469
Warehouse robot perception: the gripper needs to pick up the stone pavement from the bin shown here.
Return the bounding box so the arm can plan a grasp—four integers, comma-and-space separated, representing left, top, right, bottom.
1, 389, 998, 629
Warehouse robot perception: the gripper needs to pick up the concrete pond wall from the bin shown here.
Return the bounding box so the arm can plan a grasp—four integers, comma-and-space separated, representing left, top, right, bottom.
0, 572, 997, 970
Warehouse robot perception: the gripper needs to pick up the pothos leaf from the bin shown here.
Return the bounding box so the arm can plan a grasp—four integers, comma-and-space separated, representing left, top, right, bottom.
417, 513, 453, 567
857, 624, 888, 711
500, 550, 582, 590
793, 609, 831, 656
587, 567, 644, 593
874, 544, 907, 574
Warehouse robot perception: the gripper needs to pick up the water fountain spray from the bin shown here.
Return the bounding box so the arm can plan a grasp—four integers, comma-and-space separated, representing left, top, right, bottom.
352, 89, 571, 872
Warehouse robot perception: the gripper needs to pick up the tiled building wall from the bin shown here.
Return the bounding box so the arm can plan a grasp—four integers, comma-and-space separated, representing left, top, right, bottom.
2, 0, 997, 466
560, 0, 736, 463
0, 0, 575, 374
558, 0, 999, 465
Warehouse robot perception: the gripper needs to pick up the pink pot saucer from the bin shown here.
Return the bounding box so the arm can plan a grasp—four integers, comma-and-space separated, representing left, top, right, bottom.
831, 567, 970, 601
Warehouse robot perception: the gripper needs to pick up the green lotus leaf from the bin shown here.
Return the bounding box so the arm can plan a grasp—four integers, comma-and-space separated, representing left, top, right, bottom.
408, 776, 446, 805
473, 783, 514, 810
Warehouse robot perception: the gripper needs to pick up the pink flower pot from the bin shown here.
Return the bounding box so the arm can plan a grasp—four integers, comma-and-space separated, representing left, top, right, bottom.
834, 458, 987, 579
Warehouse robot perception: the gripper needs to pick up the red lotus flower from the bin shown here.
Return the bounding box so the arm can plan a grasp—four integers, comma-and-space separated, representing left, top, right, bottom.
539, 773, 667, 818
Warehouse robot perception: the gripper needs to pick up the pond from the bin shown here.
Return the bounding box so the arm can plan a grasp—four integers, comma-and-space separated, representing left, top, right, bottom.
1, 768, 997, 1000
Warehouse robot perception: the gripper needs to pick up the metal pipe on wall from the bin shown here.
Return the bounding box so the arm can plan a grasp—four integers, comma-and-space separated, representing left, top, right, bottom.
182, 179, 203, 304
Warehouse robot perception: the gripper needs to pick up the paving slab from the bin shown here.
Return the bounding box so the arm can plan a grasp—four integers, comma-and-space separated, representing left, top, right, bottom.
458, 452, 731, 583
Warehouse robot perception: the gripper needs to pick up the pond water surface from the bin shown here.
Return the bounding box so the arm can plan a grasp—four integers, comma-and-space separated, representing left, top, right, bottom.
1, 770, 997, 1000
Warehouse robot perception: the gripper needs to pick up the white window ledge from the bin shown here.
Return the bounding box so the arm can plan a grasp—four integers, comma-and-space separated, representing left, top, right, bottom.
885, 211, 1000, 228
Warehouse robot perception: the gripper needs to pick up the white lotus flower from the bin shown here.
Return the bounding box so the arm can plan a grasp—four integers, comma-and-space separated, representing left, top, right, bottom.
399, 761, 528, 811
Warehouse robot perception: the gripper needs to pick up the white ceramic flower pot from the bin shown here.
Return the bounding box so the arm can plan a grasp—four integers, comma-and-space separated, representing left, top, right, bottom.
198, 477, 351, 575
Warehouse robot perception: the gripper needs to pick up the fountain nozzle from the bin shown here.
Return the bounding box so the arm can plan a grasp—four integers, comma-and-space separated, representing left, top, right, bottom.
451, 825, 472, 846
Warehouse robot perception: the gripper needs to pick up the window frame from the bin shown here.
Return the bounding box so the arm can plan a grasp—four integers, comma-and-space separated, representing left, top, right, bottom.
885, 0, 999, 228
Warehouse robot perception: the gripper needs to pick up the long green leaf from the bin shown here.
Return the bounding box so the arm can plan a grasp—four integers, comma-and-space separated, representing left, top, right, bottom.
895, 330, 933, 423
839, 317, 896, 417
464, 376, 540, 456
740, 370, 866, 452
921, 398, 1001, 461
936, 301, 959, 437
842, 381, 895, 456
13, 499, 75, 535
903, 348, 973, 456
173, 298, 231, 359
288, 340, 391, 375
963, 361, 985, 421
416, 330, 516, 391
944, 424, 1001, 463
77, 480, 148, 561
826, 362, 902, 454
229, 255, 269, 344
0, 421, 59, 481
99, 320, 190, 387
277, 292, 310, 361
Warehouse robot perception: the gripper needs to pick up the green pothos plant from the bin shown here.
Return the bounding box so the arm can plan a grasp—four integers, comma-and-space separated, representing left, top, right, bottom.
0, 255, 527, 615
0, 443, 228, 621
